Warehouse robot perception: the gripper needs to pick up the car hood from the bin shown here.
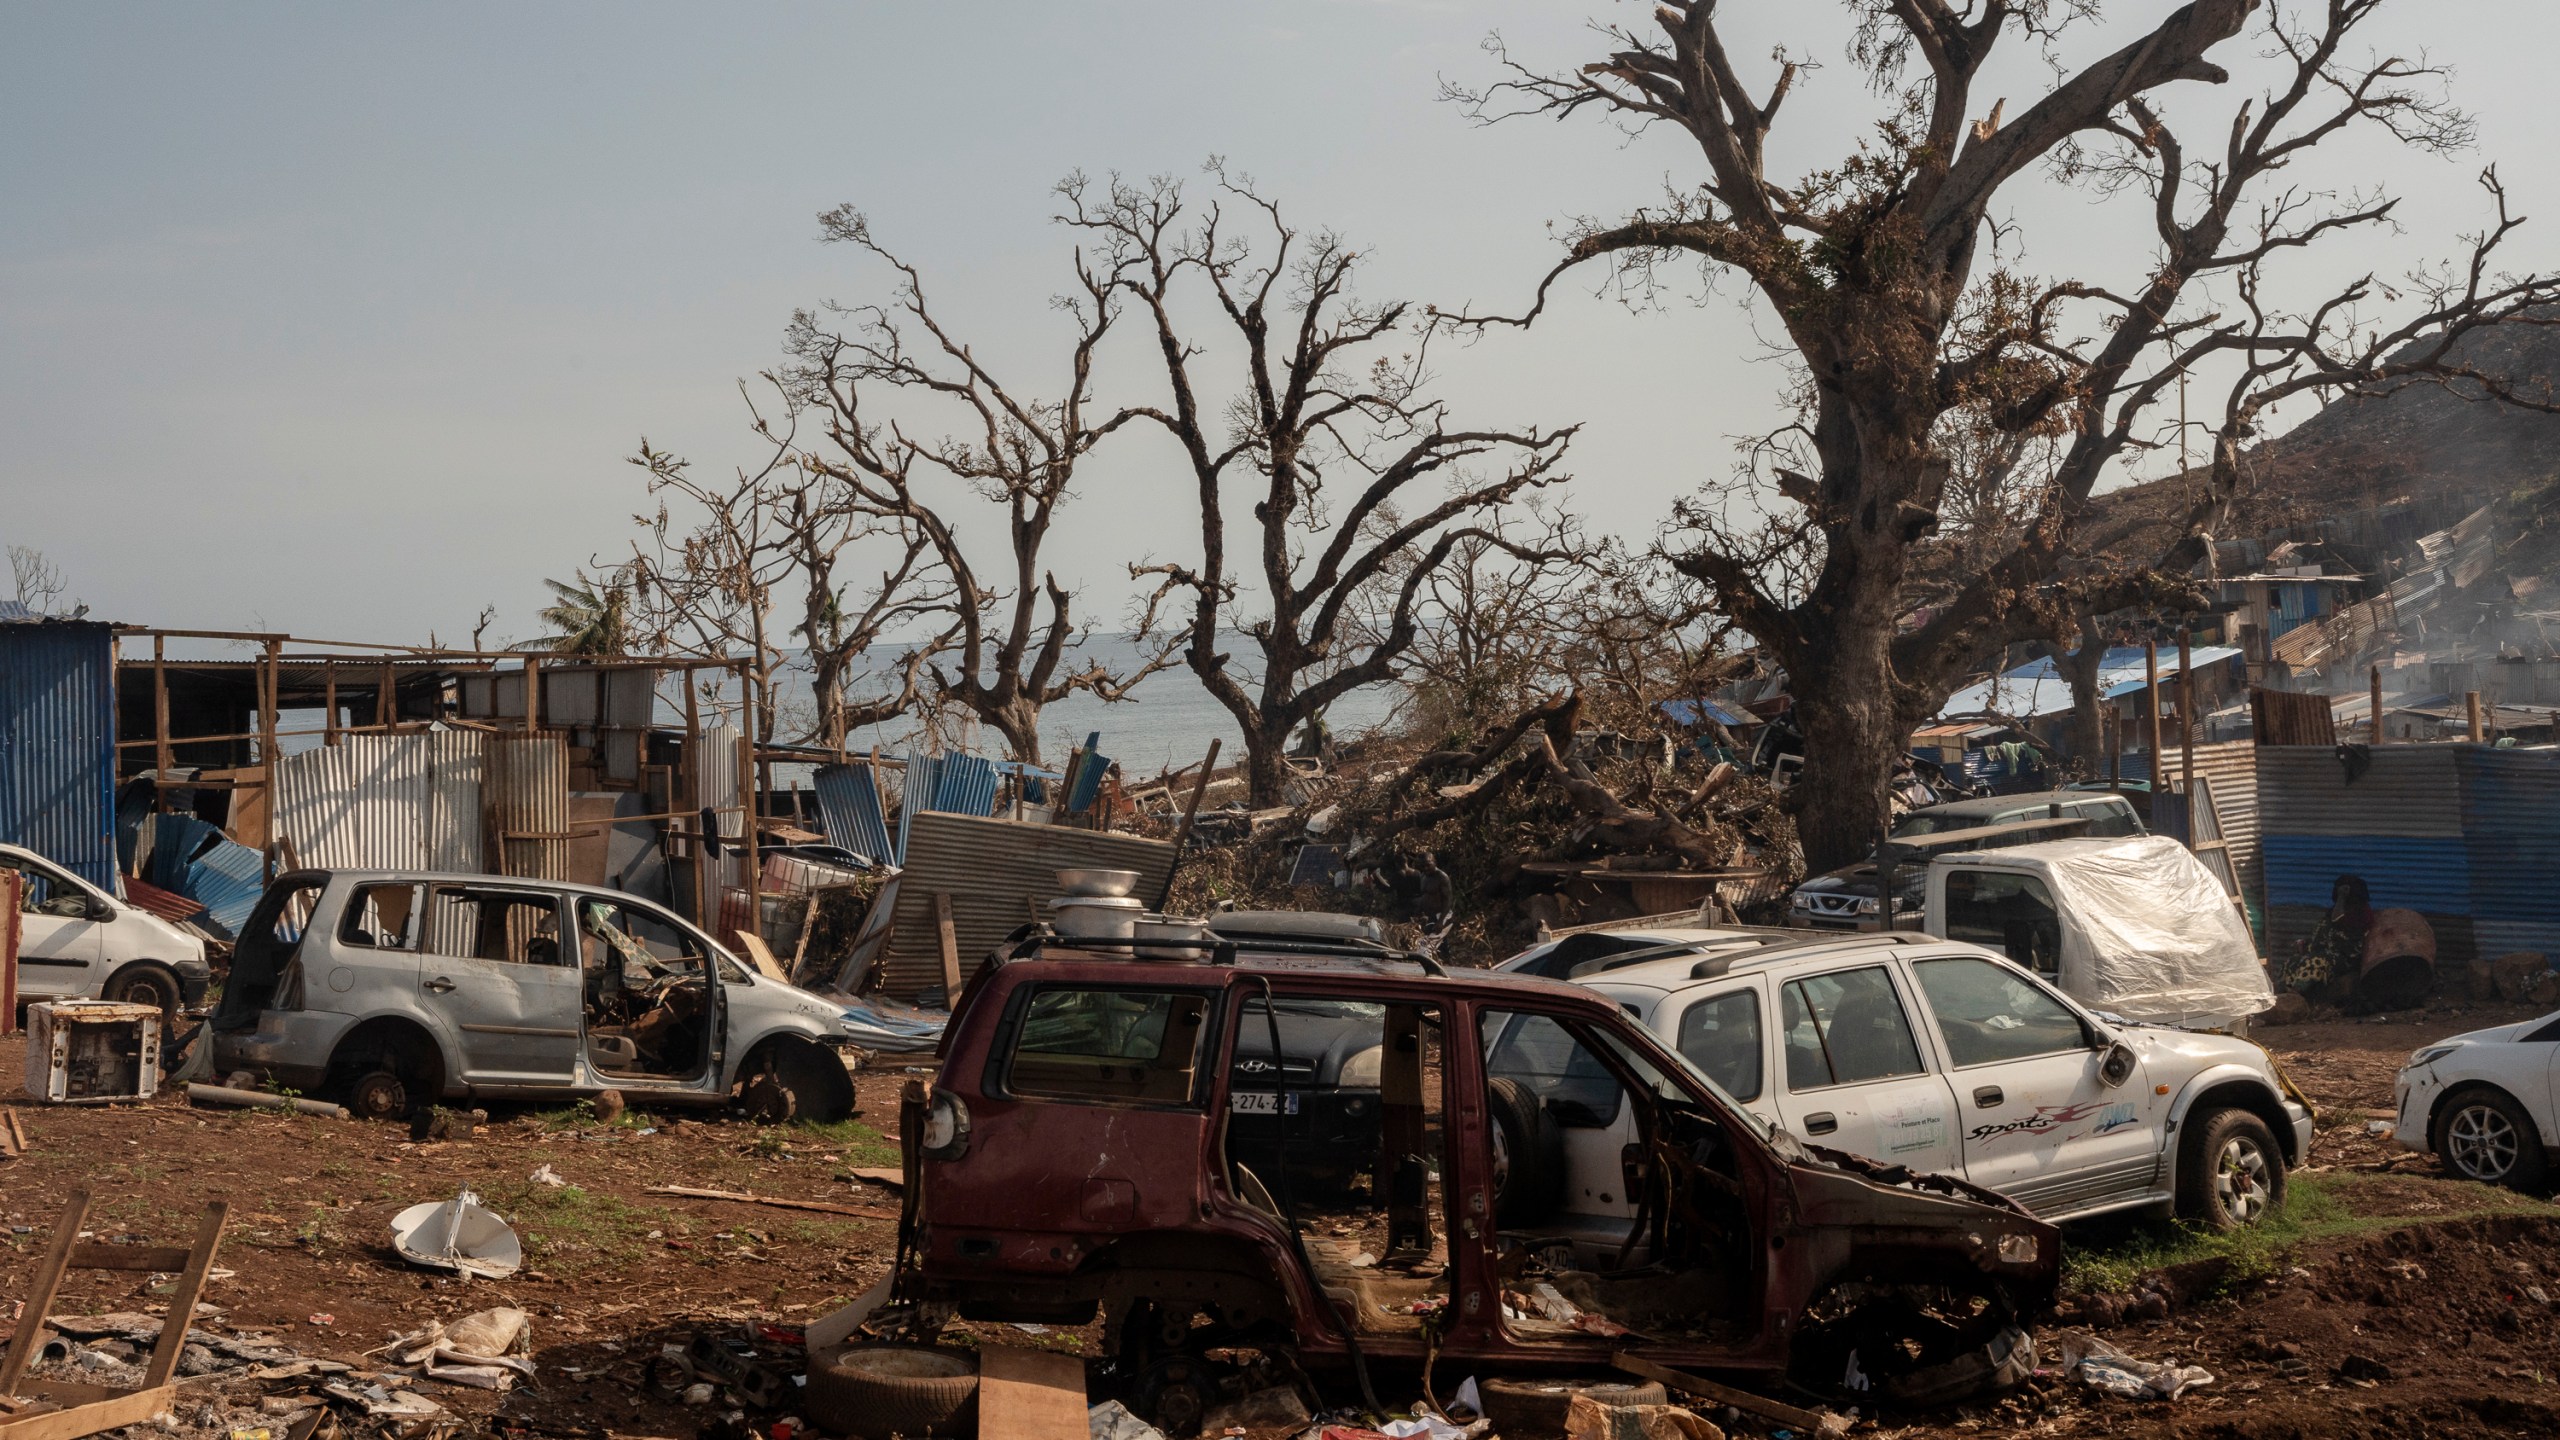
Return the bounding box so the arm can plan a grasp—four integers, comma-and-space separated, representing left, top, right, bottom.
1794, 865, 1922, 900
2409, 1017, 2546, 1053
2117, 1020, 2283, 1077
135, 909, 208, 961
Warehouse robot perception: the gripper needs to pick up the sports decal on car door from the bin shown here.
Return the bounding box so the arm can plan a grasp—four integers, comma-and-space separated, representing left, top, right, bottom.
1966, 1099, 2140, 1142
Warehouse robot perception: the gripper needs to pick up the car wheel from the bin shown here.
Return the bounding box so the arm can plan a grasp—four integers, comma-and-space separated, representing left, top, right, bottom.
1487, 1076, 1565, 1227
2176, 1108, 2286, 1229
1478, 1378, 1665, 1435
802, 1345, 978, 1439
347, 1070, 412, 1122
2436, 1087, 2547, 1188
735, 1041, 855, 1125
103, 963, 182, 1020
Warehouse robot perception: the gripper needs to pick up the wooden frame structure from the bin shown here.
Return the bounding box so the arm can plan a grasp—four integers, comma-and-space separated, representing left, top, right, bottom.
0, 1190, 229, 1440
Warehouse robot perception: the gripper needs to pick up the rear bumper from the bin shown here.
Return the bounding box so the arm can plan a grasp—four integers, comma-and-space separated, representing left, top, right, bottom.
211, 1010, 349, 1092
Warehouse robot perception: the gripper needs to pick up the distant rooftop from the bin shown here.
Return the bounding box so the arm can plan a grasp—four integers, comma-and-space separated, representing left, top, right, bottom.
1938, 644, 2244, 721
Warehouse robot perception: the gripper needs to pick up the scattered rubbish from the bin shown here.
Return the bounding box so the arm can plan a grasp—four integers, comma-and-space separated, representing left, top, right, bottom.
832, 996, 947, 1054
529, 1164, 566, 1187
185, 1084, 349, 1120
2051, 1329, 2215, 1401
1380, 1413, 1488, 1440
305, 1314, 333, 1328
1200, 1385, 1308, 1433
1087, 1400, 1166, 1440
1009, 1322, 1051, 1335
410, 1106, 489, 1142
1612, 1357, 1846, 1438
646, 1328, 791, 1409
0, 1190, 229, 1440
386, 1307, 535, 1390
23, 1001, 162, 1104
646, 1184, 900, 1221
389, 1186, 522, 1280
1565, 1394, 1719, 1440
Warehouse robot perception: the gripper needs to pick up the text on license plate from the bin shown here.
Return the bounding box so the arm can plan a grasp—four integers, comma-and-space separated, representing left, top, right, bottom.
1230, 1091, 1301, 1115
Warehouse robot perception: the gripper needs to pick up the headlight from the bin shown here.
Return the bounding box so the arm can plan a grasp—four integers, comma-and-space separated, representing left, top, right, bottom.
1789, 893, 1813, 911
920, 1088, 971, 1159
2405, 1043, 2461, 1070
1998, 1233, 2041, 1265
1338, 1045, 1383, 1089
1856, 897, 1880, 916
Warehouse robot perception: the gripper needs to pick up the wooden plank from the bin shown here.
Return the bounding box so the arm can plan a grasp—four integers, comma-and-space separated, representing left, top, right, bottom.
974, 1344, 1088, 1440
1612, 1353, 1838, 1436
0, 1189, 92, 1395
0, 1384, 176, 1440
933, 892, 961, 997
64, 1245, 193, 1273
140, 1201, 229, 1388
643, 1186, 900, 1221
733, 931, 789, 982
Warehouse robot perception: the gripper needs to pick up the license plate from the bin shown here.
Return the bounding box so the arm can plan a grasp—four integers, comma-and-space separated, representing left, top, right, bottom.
1230, 1091, 1300, 1115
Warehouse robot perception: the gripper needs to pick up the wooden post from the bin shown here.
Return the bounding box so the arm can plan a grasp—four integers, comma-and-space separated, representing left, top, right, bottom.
259, 640, 281, 882
739, 731, 762, 946
152, 635, 172, 810
2177, 628, 2196, 800
2467, 690, 2486, 743
523, 654, 541, 735
377, 662, 395, 731
934, 891, 962, 999
2144, 639, 2164, 786
685, 673, 707, 929
1, 871, 20, 1037
323, 658, 339, 747
2370, 664, 2385, 744
2107, 713, 2122, 794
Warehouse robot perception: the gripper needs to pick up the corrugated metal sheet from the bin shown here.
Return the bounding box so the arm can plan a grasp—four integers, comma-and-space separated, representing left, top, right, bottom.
932, 754, 1000, 817
2263, 834, 2471, 911
488, 734, 570, 881
0, 619, 118, 889
813, 763, 894, 863
2255, 745, 2463, 837
184, 836, 267, 936
2457, 746, 2560, 835
273, 731, 486, 873
699, 725, 744, 887
871, 811, 1176, 1000
2457, 747, 2560, 955
893, 752, 940, 862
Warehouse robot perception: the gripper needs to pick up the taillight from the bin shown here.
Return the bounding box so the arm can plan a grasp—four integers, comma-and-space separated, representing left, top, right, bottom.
920, 1089, 971, 1160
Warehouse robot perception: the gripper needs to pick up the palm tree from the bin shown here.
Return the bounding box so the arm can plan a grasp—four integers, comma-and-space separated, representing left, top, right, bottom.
538, 573, 631, 656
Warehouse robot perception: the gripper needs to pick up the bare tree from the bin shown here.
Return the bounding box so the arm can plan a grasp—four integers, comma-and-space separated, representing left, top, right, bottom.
1451, 0, 2560, 869
7, 546, 70, 616
1073, 168, 1580, 806
779, 207, 1180, 766
623, 413, 953, 750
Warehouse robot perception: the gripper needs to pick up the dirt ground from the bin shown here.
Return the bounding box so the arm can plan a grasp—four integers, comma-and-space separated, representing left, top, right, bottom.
4, 997, 2559, 1439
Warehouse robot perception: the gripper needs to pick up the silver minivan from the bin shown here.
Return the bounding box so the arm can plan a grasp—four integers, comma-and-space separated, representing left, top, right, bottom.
211, 869, 862, 1122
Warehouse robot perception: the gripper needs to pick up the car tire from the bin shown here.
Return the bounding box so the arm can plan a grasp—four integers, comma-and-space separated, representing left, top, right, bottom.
735, 1040, 855, 1125
2434, 1086, 2547, 1189
2176, 1107, 2286, 1230
103, 963, 182, 1020
1478, 1378, 1666, 1435
1488, 1076, 1566, 1227
802, 1345, 978, 1438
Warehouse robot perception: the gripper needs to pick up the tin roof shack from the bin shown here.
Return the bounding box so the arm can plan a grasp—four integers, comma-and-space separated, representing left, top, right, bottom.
2256, 743, 2560, 971
0, 611, 118, 890
1937, 645, 2246, 761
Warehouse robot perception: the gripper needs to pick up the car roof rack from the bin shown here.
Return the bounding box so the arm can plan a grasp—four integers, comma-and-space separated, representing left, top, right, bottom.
1691, 930, 1941, 979
1016, 928, 1448, 977
1561, 933, 1799, 981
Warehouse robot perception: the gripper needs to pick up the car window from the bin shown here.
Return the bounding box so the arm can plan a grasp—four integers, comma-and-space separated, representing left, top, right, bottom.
339, 883, 423, 950
1911, 956, 2090, 1067
425, 888, 570, 966
0, 854, 83, 917
2074, 800, 2141, 838
1940, 871, 2062, 978
1674, 990, 1764, 1103
1779, 966, 1926, 1090
1006, 987, 1213, 1105
1486, 1013, 1624, 1127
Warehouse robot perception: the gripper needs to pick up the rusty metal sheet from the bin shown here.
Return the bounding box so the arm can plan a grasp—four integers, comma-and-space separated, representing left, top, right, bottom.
2255, 745, 2463, 838
870, 811, 1175, 1000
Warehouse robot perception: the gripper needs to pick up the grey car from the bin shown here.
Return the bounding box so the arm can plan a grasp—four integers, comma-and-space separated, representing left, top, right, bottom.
211, 869, 860, 1122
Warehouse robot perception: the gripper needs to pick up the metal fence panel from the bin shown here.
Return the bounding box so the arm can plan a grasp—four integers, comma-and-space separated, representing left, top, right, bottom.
488, 734, 571, 881
0, 620, 118, 889
813, 763, 895, 863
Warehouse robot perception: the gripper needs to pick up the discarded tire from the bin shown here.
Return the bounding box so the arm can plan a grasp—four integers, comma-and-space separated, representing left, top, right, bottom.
1478, 1377, 1666, 1435
1489, 1076, 1566, 1226
803, 1345, 978, 1439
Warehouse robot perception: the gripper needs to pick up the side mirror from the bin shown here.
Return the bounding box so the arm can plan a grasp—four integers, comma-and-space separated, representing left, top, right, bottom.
87, 897, 115, 922
2098, 1041, 2139, 1090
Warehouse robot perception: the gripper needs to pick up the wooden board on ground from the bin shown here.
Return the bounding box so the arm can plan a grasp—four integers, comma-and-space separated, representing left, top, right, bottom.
974, 1344, 1088, 1440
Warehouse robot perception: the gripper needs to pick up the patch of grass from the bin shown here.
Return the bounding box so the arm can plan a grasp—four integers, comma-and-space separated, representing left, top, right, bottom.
482, 1180, 686, 1276
792, 1118, 901, 1169
2065, 1171, 2560, 1295
532, 1098, 641, 1132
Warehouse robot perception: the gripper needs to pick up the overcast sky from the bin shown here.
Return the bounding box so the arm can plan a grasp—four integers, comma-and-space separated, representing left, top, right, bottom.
5, 1, 2552, 647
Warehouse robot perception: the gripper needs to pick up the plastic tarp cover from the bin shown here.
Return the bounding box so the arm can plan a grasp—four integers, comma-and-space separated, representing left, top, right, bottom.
1999, 835, 2272, 1026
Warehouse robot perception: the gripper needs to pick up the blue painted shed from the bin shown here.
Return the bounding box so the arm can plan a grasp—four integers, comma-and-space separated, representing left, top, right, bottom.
0, 611, 119, 890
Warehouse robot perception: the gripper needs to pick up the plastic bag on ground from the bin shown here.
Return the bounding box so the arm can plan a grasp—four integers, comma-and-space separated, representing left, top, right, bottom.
1088, 1399, 1167, 1440
1564, 1393, 1724, 1440
2050, 1327, 2214, 1400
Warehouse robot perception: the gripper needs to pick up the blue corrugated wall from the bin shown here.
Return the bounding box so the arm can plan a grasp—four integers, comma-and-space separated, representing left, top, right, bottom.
0, 620, 118, 890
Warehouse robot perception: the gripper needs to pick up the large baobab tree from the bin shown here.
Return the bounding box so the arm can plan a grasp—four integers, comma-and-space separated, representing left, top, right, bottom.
1455, 0, 2560, 869
779, 207, 1180, 767
1075, 168, 1580, 806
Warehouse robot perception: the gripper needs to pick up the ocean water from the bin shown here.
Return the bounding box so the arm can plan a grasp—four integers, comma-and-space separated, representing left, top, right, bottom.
826, 632, 1405, 778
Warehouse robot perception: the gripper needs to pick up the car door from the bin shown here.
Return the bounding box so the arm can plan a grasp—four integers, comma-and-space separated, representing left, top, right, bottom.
1772, 964, 1963, 1174
1657, 981, 1780, 1132
1905, 952, 2164, 1215
3, 854, 102, 999
418, 885, 582, 1087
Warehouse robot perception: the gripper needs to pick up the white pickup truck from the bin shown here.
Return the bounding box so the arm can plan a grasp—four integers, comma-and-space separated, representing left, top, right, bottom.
2, 843, 212, 1015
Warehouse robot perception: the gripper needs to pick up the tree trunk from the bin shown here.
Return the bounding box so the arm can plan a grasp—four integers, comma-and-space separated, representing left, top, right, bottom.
1241, 716, 1295, 809
2059, 616, 2109, 774
1787, 639, 1910, 875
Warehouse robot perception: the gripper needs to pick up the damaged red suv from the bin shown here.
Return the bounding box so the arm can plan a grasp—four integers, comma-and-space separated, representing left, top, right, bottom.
895, 934, 2059, 1431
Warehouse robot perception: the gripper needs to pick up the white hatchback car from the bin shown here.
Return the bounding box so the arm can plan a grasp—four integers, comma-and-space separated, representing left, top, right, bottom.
1500, 928, 2311, 1229
2392, 1013, 2560, 1187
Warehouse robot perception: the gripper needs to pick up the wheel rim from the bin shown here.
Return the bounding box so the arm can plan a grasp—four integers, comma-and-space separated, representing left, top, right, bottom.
2214, 1134, 2273, 1223
350, 1071, 408, 1121
2448, 1103, 2519, 1180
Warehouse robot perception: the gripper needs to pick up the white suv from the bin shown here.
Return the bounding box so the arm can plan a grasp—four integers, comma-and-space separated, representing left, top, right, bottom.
1500, 928, 2310, 1229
